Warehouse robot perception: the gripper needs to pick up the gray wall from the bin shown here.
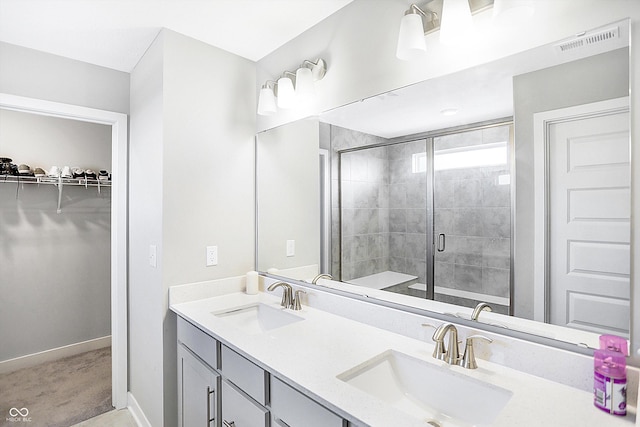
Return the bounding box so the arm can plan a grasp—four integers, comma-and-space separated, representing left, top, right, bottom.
257, 119, 320, 272
129, 30, 165, 427
129, 29, 256, 427
0, 111, 112, 361
513, 47, 629, 319
0, 41, 130, 114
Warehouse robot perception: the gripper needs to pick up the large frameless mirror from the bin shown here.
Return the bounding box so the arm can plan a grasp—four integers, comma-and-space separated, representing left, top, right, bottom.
256, 19, 631, 350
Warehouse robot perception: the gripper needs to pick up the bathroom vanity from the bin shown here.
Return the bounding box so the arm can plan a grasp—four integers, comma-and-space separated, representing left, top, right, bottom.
170, 279, 637, 427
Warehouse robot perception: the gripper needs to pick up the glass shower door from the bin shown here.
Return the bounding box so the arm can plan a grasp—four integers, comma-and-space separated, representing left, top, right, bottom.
339, 139, 429, 296
432, 124, 512, 313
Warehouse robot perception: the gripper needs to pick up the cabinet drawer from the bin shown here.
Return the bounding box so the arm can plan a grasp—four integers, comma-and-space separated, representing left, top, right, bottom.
270, 377, 343, 427
221, 379, 269, 427
221, 345, 268, 405
178, 317, 219, 369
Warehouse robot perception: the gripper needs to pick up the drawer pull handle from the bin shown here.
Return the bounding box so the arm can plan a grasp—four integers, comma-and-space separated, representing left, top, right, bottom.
223, 421, 236, 427
207, 386, 215, 424
274, 417, 292, 427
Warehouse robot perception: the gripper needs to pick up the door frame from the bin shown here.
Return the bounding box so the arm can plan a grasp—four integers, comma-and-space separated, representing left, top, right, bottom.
532, 96, 629, 322
0, 93, 129, 409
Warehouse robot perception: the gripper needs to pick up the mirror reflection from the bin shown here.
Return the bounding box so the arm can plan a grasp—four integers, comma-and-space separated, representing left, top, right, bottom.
256, 19, 630, 347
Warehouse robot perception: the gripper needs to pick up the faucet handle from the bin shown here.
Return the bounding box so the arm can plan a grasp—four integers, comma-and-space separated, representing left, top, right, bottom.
292, 289, 306, 310
422, 323, 446, 360
460, 335, 492, 369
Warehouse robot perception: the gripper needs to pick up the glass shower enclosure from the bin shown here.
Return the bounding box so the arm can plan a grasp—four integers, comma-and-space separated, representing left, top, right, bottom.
336, 123, 513, 313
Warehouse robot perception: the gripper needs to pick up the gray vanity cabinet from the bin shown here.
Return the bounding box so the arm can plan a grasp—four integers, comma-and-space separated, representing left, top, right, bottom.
177, 315, 348, 427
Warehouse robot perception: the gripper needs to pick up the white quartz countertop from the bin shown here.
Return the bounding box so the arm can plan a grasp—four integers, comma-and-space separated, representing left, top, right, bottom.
170, 291, 636, 427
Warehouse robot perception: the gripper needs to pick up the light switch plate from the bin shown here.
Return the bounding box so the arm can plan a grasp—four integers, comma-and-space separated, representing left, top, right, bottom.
149, 245, 157, 268
206, 246, 218, 266
286, 240, 295, 257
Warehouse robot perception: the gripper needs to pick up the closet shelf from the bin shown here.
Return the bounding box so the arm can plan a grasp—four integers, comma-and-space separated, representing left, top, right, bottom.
1, 175, 111, 213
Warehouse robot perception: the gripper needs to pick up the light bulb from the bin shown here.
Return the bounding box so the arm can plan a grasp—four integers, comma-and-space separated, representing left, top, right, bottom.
295, 67, 315, 104
277, 76, 296, 109
440, 0, 473, 46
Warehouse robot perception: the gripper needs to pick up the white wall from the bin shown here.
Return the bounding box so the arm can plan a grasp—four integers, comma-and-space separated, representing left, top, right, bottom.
0, 108, 112, 171
129, 29, 256, 426
129, 31, 165, 427
258, 0, 640, 360
257, 118, 320, 272
0, 41, 129, 114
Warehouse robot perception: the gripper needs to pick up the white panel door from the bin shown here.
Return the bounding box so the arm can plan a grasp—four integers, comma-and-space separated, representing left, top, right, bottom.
548, 109, 630, 335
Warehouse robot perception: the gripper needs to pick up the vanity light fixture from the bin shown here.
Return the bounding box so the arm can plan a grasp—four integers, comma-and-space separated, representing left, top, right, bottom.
396, 0, 494, 60
396, 4, 437, 60
440, 0, 474, 45
257, 59, 327, 115
257, 81, 277, 116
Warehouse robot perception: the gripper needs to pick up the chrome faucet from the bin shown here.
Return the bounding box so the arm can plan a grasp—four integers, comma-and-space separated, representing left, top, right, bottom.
312, 273, 332, 284
432, 323, 461, 365
471, 302, 492, 321
267, 281, 293, 308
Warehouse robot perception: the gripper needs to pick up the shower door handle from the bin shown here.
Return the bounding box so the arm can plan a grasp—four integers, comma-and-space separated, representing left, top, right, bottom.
437, 233, 446, 252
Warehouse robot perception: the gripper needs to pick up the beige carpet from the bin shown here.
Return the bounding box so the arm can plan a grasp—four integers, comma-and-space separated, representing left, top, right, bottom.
0, 347, 113, 427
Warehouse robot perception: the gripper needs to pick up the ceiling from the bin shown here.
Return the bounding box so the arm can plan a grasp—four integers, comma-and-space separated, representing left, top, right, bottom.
0, 0, 354, 72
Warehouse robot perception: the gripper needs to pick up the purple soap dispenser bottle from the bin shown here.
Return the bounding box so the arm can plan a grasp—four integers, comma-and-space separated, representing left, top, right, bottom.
594, 335, 628, 416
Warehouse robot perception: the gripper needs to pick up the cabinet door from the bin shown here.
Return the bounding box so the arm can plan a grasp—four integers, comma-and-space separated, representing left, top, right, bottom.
221, 379, 269, 427
179, 345, 220, 427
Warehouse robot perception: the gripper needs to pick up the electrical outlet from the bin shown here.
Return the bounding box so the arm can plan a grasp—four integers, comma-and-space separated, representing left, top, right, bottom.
206, 246, 218, 266
149, 245, 157, 268
286, 240, 295, 257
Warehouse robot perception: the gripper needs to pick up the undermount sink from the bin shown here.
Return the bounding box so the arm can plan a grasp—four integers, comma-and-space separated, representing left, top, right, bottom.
337, 350, 512, 427
212, 303, 303, 334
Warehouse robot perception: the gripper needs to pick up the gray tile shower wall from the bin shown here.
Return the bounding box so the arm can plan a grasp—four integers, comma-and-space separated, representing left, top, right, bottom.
329, 125, 389, 280
341, 145, 390, 280
387, 140, 428, 285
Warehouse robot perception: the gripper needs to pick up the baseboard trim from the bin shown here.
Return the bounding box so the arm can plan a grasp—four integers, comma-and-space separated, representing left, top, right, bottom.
128, 392, 152, 427
0, 336, 111, 374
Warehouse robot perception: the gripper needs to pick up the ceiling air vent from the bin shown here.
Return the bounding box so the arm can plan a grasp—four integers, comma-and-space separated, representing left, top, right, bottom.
554, 26, 619, 53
